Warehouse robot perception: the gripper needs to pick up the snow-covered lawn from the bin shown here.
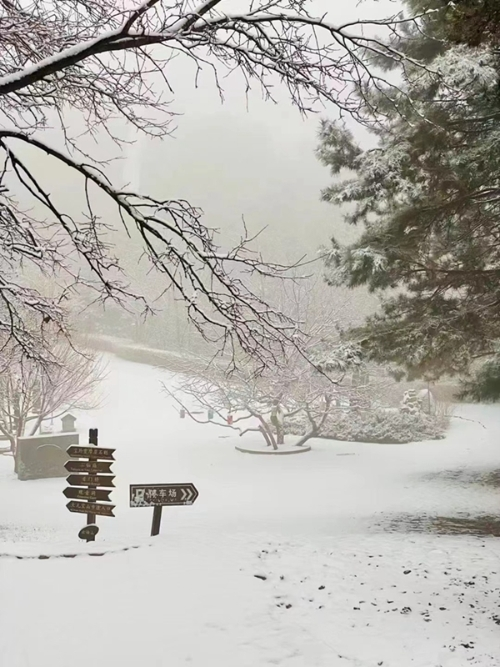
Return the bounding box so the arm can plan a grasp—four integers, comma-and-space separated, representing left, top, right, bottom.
0, 355, 499, 666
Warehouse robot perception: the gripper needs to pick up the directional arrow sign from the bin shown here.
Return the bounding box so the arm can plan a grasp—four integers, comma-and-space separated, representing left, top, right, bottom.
63, 487, 112, 502
66, 474, 115, 488
67, 501, 115, 517
129, 483, 199, 508
65, 460, 113, 474
66, 446, 115, 460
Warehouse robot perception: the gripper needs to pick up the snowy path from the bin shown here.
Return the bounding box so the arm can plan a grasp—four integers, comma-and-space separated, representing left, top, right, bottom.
0, 355, 499, 666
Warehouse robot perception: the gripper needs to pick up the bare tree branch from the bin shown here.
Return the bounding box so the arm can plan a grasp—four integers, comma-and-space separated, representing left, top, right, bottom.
164, 278, 370, 448
0, 333, 105, 457
0, 0, 436, 365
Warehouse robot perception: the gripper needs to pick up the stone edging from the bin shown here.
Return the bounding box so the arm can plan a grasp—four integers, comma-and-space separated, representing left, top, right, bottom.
0, 543, 148, 560
235, 444, 311, 455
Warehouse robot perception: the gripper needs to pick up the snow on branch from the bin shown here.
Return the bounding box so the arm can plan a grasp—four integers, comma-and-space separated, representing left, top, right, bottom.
0, 334, 105, 454
0, 129, 306, 367
0, 0, 433, 128
163, 282, 375, 448
0, 0, 437, 364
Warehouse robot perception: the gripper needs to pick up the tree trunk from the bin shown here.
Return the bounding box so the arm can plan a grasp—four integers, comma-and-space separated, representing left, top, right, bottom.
257, 416, 278, 450
259, 425, 274, 448
29, 415, 43, 436
11, 435, 18, 473
295, 429, 316, 448
296, 398, 332, 448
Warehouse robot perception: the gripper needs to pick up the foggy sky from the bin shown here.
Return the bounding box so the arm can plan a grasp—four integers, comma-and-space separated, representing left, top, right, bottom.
17, 1, 401, 321
123, 0, 401, 265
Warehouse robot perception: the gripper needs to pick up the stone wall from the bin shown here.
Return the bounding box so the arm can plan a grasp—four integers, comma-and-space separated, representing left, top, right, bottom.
17, 432, 79, 481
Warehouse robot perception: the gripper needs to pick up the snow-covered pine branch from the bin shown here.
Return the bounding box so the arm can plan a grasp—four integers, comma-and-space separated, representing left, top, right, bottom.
317, 4, 500, 380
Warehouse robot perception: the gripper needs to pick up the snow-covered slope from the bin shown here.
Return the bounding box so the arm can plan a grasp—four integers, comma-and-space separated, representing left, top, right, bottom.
0, 355, 498, 666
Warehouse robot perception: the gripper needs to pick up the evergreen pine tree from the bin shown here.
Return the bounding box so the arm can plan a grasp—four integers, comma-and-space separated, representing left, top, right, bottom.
317, 0, 500, 395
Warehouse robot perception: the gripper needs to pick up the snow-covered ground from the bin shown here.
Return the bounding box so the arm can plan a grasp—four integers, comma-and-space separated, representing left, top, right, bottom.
0, 355, 499, 666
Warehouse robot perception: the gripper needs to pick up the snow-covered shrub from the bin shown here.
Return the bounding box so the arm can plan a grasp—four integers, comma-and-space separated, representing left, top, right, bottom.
400, 389, 422, 415
285, 408, 448, 444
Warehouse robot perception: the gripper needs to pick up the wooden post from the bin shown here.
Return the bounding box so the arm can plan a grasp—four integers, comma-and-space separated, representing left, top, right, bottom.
86, 428, 98, 541
151, 505, 163, 537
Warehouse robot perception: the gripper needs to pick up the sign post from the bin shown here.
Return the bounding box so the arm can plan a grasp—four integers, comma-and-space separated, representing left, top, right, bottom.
129, 483, 199, 537
87, 428, 98, 535
151, 506, 163, 537
63, 429, 115, 542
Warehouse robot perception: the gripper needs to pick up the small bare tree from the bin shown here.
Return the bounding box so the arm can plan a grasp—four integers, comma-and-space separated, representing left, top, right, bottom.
167, 364, 289, 450
0, 0, 433, 367
0, 339, 105, 457
165, 337, 370, 449
165, 277, 375, 448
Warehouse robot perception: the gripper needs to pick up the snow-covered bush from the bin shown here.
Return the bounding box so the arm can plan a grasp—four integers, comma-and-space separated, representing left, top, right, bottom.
285, 408, 448, 444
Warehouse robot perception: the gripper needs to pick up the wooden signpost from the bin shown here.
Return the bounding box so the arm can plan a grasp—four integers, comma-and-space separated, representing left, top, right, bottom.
65, 460, 113, 474
64, 429, 115, 542
63, 487, 112, 502
129, 483, 199, 537
67, 500, 115, 517
66, 474, 115, 487
67, 446, 115, 460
